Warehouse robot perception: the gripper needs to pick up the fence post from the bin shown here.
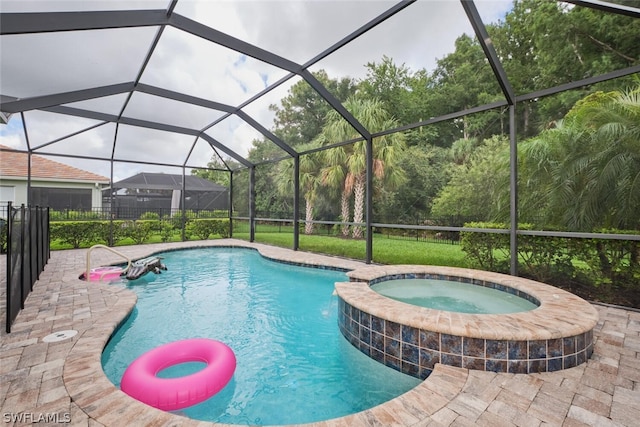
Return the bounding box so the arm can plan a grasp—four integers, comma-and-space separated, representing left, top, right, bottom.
36, 206, 41, 277
6, 202, 12, 333
46, 207, 50, 260
20, 204, 26, 309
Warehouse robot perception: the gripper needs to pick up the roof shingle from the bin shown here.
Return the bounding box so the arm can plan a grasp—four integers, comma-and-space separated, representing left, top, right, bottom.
0, 145, 109, 183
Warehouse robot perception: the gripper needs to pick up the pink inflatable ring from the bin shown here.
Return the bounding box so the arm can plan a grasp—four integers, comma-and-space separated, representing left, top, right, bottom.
86, 266, 123, 282
120, 338, 236, 411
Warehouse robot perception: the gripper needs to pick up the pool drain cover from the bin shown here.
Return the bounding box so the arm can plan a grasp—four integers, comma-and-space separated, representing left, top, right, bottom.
43, 330, 78, 343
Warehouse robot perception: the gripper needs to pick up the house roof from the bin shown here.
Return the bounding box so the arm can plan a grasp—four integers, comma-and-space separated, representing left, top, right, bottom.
110, 172, 226, 192
0, 145, 109, 183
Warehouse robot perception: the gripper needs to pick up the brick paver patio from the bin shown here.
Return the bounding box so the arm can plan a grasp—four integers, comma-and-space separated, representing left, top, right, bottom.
1, 240, 638, 426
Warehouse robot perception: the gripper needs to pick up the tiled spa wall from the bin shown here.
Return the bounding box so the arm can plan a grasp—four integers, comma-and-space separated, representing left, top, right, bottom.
337, 275, 594, 380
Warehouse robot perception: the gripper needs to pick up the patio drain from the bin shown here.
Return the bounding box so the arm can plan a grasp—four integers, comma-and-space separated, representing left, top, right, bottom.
43, 330, 78, 343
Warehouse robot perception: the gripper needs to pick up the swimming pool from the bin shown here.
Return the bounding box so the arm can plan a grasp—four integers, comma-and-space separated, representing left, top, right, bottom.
101, 247, 420, 425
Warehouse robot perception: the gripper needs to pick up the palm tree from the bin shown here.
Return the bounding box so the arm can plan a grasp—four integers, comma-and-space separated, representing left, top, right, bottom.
518, 120, 591, 228
319, 97, 406, 238
518, 86, 640, 231
276, 141, 323, 235
320, 143, 350, 237
571, 87, 640, 230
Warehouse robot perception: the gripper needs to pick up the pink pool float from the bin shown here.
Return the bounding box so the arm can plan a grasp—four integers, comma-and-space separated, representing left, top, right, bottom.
84, 266, 124, 282
120, 338, 236, 411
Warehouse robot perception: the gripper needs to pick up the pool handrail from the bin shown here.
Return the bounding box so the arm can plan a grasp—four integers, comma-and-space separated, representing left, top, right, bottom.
86, 244, 132, 281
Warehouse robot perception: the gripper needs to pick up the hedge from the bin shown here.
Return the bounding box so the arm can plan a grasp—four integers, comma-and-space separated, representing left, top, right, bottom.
460, 222, 639, 295
49, 218, 231, 248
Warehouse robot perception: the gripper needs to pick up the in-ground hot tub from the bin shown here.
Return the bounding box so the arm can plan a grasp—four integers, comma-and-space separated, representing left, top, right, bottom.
370, 278, 539, 314
335, 265, 599, 379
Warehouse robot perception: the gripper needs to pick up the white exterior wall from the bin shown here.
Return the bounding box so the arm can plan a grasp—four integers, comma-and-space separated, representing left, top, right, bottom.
0, 176, 106, 208
0, 178, 28, 206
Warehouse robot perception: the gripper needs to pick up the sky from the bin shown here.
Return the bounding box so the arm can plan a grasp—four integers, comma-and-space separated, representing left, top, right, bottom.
0, 0, 513, 181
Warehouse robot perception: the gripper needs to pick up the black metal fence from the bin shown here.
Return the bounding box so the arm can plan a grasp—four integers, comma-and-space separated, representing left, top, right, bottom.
48, 206, 228, 221
5, 203, 50, 333
233, 216, 465, 244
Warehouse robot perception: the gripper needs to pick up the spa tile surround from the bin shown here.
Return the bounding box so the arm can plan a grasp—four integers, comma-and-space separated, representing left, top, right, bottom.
335, 265, 599, 379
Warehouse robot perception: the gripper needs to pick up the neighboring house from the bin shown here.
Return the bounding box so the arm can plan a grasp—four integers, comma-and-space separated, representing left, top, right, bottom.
106, 172, 229, 218
0, 145, 109, 210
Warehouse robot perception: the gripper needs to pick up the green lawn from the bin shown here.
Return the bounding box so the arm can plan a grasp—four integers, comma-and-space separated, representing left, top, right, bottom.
236, 232, 467, 267
49, 225, 467, 267
49, 234, 185, 251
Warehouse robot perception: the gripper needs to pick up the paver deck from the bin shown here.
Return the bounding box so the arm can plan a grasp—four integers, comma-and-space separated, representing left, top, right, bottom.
1, 239, 639, 426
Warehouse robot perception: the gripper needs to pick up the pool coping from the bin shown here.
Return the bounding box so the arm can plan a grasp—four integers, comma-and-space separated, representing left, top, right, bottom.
337, 264, 599, 341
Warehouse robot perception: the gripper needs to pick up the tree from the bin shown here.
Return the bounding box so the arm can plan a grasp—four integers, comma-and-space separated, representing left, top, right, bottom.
519, 87, 640, 231
318, 97, 406, 238
429, 34, 504, 142
222, 138, 296, 218
576, 87, 640, 230
270, 70, 357, 148
199, 1, 640, 230
276, 141, 323, 234
374, 144, 451, 224
490, 0, 640, 134
191, 155, 231, 187
359, 56, 416, 125
431, 135, 510, 221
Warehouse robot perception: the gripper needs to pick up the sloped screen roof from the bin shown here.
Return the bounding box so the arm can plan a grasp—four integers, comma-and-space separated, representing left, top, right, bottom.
1, 0, 639, 269
0, 0, 638, 177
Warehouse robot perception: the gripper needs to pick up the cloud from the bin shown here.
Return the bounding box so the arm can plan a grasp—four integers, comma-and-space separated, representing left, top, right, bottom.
1, 27, 157, 97
0, 128, 25, 149
0, 1, 168, 13
1, 0, 513, 180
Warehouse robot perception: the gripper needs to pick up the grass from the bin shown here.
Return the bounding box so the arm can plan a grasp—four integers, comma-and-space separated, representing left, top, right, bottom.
49, 234, 185, 250
50, 226, 468, 267
236, 232, 468, 267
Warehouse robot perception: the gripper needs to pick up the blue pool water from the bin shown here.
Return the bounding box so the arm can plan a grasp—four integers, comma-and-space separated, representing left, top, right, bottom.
371, 278, 538, 313
101, 247, 420, 425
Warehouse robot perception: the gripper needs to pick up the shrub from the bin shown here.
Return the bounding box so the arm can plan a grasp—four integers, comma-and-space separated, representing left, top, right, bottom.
460, 222, 510, 273
184, 210, 199, 219
196, 210, 227, 218
517, 224, 575, 282
185, 219, 230, 240
159, 221, 176, 242
186, 219, 215, 240
123, 220, 154, 244
139, 211, 160, 220
162, 214, 183, 229
50, 209, 104, 221
461, 223, 640, 301
569, 229, 640, 294
462, 222, 578, 280
137, 212, 161, 231
92, 221, 128, 246
50, 221, 101, 248
214, 220, 231, 238
0, 220, 6, 253
49, 210, 66, 221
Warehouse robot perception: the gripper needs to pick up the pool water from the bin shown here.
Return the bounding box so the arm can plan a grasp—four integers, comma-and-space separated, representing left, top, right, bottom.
101, 248, 420, 425
371, 278, 538, 314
